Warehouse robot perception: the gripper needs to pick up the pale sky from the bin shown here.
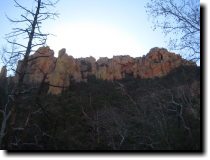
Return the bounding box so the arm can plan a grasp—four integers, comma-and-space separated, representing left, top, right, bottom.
0, 0, 172, 61
45, 0, 169, 59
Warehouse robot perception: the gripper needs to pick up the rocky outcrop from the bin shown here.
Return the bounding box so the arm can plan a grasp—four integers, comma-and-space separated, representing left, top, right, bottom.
15, 46, 56, 84
15, 47, 196, 94
77, 56, 96, 81
133, 47, 191, 78
48, 48, 82, 94
95, 56, 135, 80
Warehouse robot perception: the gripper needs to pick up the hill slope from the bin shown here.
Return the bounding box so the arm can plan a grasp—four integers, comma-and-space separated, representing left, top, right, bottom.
1, 65, 200, 150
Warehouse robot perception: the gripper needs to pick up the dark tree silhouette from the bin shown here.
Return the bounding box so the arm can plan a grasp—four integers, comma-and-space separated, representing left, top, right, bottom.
5, 0, 58, 81
0, 0, 58, 149
146, 0, 200, 61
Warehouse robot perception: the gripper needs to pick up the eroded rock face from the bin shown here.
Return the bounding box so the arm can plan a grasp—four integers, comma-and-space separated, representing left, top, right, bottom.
15, 46, 196, 94
133, 47, 192, 78
15, 46, 56, 84
95, 56, 135, 80
77, 56, 96, 81
48, 48, 82, 94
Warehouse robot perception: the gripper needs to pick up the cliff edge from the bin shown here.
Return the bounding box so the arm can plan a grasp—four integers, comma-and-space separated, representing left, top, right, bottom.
15, 47, 195, 94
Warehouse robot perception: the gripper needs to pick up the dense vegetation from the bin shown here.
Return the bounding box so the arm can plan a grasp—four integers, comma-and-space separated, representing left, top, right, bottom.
0, 65, 200, 150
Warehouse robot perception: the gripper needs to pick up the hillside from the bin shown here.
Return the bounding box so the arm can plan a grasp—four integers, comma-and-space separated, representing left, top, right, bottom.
0, 0, 200, 151
0, 47, 201, 151
0, 62, 200, 150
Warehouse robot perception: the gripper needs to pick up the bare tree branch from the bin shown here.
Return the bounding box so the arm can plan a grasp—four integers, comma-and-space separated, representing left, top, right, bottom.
0, 0, 59, 149
146, 0, 200, 61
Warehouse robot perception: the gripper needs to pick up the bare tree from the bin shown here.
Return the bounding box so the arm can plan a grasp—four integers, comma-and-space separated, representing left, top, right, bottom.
0, 0, 59, 149
5, 0, 58, 85
146, 0, 200, 61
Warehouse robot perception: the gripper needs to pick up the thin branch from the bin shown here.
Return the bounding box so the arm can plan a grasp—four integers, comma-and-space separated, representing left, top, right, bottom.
6, 40, 27, 49
13, 0, 35, 16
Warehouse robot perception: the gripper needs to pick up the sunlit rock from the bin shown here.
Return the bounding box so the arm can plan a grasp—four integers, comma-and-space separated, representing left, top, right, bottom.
48, 48, 82, 94
15, 46, 56, 84
14, 46, 196, 95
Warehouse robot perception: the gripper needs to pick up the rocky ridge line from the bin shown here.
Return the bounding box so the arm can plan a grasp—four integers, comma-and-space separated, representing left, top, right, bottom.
13, 47, 195, 94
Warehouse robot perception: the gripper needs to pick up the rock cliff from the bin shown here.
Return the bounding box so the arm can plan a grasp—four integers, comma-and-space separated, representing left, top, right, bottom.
15, 47, 195, 94
15, 46, 56, 84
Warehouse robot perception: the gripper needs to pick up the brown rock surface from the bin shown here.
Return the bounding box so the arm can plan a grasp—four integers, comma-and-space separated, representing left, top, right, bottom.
48, 48, 82, 94
77, 56, 96, 81
133, 47, 194, 78
14, 46, 196, 95
15, 46, 56, 84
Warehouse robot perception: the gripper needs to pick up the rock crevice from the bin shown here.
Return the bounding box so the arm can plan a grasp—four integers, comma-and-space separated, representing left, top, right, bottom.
15, 47, 195, 94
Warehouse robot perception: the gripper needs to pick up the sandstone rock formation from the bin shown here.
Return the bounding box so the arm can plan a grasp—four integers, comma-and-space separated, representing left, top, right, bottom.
77, 56, 96, 81
15, 47, 196, 94
48, 48, 82, 94
133, 47, 192, 78
15, 46, 56, 84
